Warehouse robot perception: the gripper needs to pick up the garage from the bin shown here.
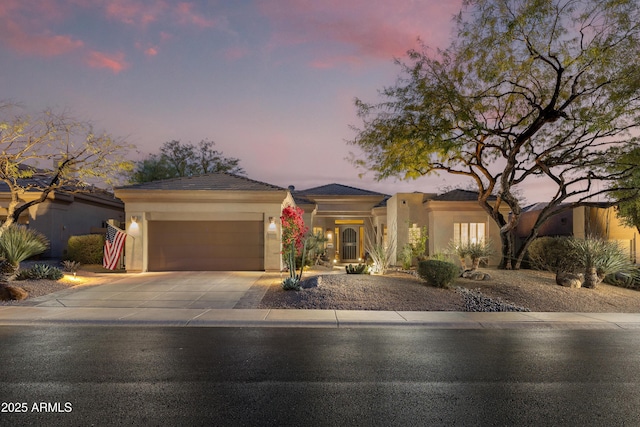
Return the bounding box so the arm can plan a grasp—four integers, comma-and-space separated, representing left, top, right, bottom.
115, 173, 290, 272
147, 220, 264, 271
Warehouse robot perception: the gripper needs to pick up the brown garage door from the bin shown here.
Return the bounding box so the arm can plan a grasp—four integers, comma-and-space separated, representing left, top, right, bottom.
148, 221, 264, 271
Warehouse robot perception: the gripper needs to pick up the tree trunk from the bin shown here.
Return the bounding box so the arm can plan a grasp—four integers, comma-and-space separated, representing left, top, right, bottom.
583, 267, 600, 289
498, 229, 515, 270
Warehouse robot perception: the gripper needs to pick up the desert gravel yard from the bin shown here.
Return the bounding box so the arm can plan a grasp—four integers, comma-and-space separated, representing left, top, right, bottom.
258, 268, 640, 312
2, 267, 640, 312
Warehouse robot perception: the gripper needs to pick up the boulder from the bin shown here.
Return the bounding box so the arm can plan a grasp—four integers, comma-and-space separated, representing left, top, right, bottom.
461, 270, 492, 281
556, 272, 583, 288
0, 285, 28, 301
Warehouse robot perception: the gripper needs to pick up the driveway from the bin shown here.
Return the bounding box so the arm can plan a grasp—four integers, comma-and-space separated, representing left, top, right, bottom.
25, 271, 279, 310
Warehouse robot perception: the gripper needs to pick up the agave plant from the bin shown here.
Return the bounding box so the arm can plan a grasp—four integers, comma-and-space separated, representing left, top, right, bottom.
568, 237, 637, 289
0, 225, 49, 281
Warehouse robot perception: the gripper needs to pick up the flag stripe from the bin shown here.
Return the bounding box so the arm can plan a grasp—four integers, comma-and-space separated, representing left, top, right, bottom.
103, 224, 126, 270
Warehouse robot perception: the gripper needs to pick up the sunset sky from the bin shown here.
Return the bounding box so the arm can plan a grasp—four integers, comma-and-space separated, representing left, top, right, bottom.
1, 0, 557, 200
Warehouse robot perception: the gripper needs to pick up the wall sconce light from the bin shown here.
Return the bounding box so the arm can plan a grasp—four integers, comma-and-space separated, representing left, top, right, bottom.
128, 216, 140, 236
326, 228, 333, 241
268, 217, 277, 233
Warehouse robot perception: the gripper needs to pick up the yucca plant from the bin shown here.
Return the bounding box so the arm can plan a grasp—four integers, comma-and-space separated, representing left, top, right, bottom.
450, 240, 494, 270
0, 225, 49, 281
569, 237, 637, 289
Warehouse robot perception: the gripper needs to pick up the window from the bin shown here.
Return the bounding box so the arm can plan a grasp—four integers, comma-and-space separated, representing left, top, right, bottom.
454, 223, 486, 246
408, 223, 421, 246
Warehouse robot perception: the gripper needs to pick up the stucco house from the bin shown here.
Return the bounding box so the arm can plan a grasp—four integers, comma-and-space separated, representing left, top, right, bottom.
114, 173, 292, 272
0, 177, 124, 259
113, 173, 638, 272
516, 203, 638, 263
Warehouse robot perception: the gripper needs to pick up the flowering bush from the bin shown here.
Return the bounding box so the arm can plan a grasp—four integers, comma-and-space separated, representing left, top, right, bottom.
281, 206, 308, 257
280, 206, 309, 289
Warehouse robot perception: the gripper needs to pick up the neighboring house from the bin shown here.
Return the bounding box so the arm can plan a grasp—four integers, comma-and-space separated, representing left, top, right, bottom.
516, 203, 638, 263
0, 178, 125, 259
114, 173, 292, 272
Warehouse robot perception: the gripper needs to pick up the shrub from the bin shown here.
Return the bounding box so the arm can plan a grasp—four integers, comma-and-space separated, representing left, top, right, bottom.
64, 234, 104, 264
345, 263, 369, 274
16, 264, 64, 281
450, 240, 494, 270
527, 236, 576, 273
0, 225, 49, 279
400, 245, 413, 270
62, 260, 81, 274
417, 260, 460, 288
569, 237, 638, 288
281, 276, 301, 291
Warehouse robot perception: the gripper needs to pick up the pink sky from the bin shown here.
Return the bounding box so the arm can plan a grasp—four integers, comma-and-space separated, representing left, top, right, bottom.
0, 0, 555, 201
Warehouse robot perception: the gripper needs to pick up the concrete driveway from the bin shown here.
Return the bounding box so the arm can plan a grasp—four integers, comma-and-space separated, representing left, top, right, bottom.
26, 271, 278, 310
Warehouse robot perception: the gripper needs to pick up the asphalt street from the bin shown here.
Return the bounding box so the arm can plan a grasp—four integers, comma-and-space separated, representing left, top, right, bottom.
2, 326, 640, 426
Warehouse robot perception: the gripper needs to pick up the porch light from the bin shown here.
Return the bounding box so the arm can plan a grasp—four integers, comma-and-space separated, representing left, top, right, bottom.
326, 228, 333, 241
128, 216, 140, 236
268, 217, 277, 233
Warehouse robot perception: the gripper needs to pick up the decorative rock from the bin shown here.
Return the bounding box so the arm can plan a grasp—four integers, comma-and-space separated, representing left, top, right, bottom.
0, 285, 28, 301
461, 270, 492, 281
556, 272, 583, 288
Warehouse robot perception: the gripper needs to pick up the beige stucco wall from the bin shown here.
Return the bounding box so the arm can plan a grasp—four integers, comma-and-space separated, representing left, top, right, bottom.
116, 189, 290, 272
573, 206, 638, 263
386, 193, 428, 265
425, 200, 506, 267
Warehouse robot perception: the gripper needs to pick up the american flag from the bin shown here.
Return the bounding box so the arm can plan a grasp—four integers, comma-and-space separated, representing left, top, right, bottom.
103, 224, 126, 270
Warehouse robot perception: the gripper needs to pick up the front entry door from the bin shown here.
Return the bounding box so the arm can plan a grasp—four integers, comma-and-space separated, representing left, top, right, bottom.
341, 227, 358, 261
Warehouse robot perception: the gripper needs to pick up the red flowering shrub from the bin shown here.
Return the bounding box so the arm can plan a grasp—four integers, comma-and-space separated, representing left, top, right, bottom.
281, 206, 308, 256
280, 205, 309, 287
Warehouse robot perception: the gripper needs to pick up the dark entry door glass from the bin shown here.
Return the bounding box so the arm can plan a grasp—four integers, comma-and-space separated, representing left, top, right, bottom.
342, 227, 357, 260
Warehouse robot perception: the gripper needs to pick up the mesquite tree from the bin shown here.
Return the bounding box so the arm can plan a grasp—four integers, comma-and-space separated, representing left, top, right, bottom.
350, 0, 640, 269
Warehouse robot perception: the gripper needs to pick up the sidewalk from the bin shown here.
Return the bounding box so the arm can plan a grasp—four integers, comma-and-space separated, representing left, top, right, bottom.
2, 270, 640, 329
2, 305, 640, 329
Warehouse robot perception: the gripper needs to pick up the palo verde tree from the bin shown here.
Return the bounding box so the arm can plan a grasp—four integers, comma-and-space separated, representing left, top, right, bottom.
130, 139, 244, 183
0, 102, 133, 232
350, 0, 640, 269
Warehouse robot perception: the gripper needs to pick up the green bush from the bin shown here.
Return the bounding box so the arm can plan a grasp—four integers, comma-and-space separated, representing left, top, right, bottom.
569, 237, 638, 288
16, 264, 64, 281
281, 276, 301, 291
0, 225, 49, 269
527, 236, 576, 273
345, 263, 369, 274
64, 234, 104, 264
417, 260, 460, 288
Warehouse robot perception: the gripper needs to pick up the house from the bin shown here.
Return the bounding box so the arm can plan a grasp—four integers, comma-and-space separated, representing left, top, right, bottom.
0, 176, 124, 259
292, 184, 388, 263
516, 203, 638, 263
114, 173, 292, 272
114, 173, 638, 272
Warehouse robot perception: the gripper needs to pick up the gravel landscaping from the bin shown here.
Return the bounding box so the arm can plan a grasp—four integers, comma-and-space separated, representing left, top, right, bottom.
258, 267, 640, 312
3, 265, 640, 312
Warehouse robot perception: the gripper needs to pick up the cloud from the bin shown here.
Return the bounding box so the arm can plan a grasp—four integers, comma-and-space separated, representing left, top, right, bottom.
104, 0, 167, 26
175, 2, 217, 29
84, 50, 129, 73
224, 45, 250, 61
257, 0, 463, 67
0, 0, 84, 56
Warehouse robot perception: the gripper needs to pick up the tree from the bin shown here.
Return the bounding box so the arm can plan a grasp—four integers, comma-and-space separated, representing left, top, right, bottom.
0, 102, 134, 232
350, 0, 640, 269
610, 146, 640, 233
130, 139, 244, 183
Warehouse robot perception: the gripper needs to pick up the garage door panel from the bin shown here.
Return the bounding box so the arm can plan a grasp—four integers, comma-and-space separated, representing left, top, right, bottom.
148, 221, 264, 271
